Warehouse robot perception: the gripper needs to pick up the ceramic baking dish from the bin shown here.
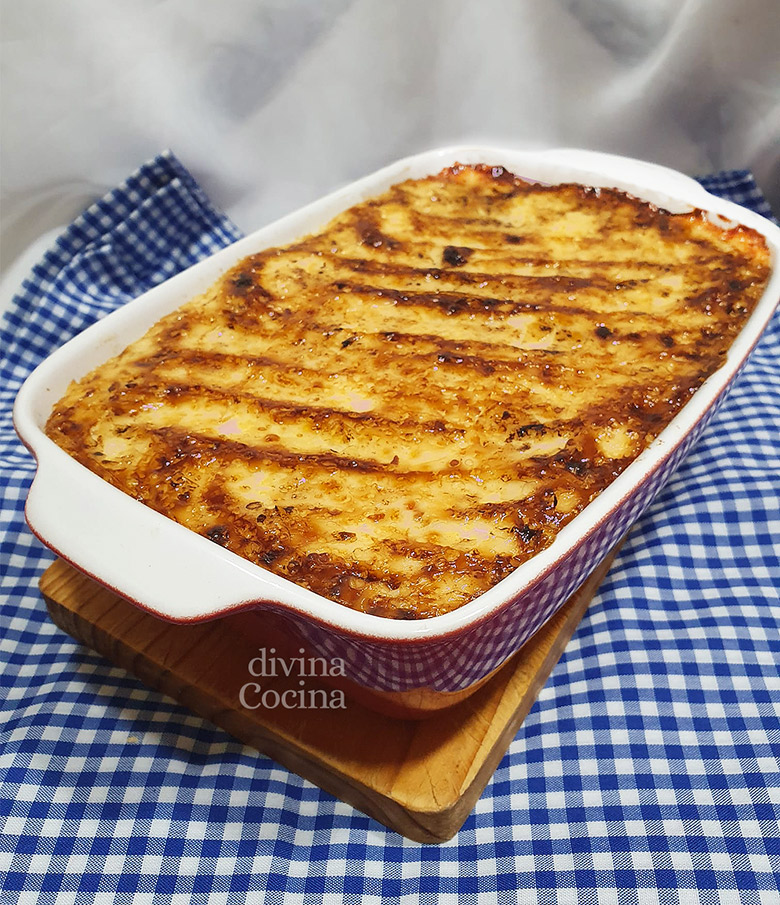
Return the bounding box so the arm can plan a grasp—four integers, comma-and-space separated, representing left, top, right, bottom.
14, 146, 780, 717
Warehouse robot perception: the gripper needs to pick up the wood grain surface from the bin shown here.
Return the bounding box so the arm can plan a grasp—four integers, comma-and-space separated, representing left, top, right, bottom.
40, 548, 618, 843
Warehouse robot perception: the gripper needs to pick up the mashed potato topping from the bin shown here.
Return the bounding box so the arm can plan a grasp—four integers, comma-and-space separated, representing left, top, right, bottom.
46, 165, 770, 617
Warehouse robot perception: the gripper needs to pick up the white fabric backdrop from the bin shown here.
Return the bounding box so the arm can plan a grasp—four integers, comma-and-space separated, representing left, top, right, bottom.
2, 0, 779, 305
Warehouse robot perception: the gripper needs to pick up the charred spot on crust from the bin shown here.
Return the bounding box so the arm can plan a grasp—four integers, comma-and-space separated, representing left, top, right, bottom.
205, 525, 230, 545
355, 216, 399, 250
232, 273, 254, 290
507, 423, 547, 441
512, 524, 541, 543
442, 245, 474, 267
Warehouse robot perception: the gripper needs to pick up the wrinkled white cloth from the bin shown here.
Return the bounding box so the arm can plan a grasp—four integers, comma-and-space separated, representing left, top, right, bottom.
2, 0, 779, 294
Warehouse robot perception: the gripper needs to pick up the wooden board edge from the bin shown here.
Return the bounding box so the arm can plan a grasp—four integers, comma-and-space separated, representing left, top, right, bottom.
42, 591, 456, 843
39, 539, 623, 844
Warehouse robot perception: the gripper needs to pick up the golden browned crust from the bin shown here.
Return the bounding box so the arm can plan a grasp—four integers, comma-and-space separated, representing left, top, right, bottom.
46, 164, 771, 618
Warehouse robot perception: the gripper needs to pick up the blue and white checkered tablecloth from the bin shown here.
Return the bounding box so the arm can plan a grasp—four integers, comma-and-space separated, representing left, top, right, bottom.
1, 152, 778, 904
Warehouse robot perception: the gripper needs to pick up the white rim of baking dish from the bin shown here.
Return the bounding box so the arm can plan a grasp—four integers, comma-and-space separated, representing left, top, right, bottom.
14, 145, 780, 640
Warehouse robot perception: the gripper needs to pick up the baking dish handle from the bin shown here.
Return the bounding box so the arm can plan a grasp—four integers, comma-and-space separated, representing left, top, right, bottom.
538, 148, 712, 206
24, 446, 307, 622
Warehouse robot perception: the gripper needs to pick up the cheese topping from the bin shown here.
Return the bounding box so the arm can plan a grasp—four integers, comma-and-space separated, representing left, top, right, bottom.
46, 165, 771, 618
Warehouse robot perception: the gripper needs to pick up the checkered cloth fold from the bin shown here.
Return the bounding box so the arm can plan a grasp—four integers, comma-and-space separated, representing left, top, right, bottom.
1, 152, 778, 904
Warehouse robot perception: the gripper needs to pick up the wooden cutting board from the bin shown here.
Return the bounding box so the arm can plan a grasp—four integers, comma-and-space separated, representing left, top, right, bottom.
40, 548, 618, 843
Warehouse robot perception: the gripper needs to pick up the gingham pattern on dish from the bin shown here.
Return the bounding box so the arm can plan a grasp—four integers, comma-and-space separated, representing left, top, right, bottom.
1, 157, 778, 904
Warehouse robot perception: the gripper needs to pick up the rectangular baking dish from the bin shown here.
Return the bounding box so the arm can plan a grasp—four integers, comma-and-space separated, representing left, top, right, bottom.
14, 146, 780, 717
